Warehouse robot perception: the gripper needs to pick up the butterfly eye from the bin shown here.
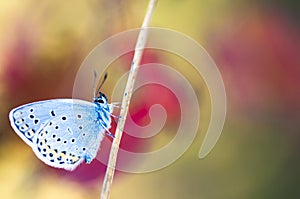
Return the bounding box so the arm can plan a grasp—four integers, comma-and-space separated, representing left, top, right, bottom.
95, 98, 104, 103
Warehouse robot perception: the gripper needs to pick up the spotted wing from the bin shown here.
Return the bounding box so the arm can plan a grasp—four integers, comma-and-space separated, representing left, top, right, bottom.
9, 99, 106, 171
9, 99, 64, 147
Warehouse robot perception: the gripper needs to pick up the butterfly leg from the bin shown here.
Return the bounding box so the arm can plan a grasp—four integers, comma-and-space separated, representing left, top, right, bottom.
105, 130, 115, 138
111, 102, 121, 106
99, 120, 115, 138
111, 114, 121, 118
103, 106, 121, 119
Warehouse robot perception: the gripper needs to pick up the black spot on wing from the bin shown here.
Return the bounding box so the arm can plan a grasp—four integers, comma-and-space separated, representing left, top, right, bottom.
50, 110, 56, 117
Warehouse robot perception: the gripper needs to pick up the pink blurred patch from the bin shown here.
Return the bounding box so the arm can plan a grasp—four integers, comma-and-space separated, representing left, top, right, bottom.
210, 11, 300, 113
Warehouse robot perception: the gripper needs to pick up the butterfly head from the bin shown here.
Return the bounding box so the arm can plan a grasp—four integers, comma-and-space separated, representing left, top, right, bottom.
94, 92, 108, 105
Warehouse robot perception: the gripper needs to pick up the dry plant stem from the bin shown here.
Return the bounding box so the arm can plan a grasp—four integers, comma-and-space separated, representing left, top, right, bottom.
100, 0, 157, 198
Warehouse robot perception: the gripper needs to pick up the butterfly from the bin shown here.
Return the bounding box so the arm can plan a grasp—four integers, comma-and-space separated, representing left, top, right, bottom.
9, 74, 116, 171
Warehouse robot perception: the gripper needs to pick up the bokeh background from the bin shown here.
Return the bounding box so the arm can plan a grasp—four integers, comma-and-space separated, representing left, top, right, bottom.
0, 0, 299, 198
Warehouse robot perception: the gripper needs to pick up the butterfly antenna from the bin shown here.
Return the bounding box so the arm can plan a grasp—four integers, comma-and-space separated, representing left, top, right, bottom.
93, 71, 98, 98
94, 72, 108, 97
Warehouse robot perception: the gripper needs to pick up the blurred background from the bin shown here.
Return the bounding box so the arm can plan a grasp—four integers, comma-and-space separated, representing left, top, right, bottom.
0, 0, 299, 198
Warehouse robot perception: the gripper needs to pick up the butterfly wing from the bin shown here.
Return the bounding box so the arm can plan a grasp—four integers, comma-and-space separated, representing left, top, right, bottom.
9, 99, 107, 170
9, 100, 61, 147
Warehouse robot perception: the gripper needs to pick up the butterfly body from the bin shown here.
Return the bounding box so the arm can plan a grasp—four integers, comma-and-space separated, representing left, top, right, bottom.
9, 93, 113, 171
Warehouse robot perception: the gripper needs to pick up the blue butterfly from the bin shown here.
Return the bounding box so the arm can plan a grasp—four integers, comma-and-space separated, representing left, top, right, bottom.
9, 91, 115, 171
